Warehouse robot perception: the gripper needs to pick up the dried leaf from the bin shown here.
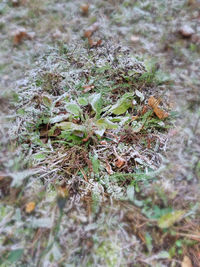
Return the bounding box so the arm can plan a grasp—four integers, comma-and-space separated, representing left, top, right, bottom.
12, 28, 35, 45
181, 256, 193, 267
130, 35, 140, 43
113, 147, 126, 168
25, 201, 36, 213
115, 156, 126, 168
57, 184, 68, 198
148, 96, 168, 119
141, 105, 148, 115
80, 4, 89, 15
88, 38, 102, 48
106, 161, 113, 174
154, 106, 169, 120
57, 184, 68, 211
179, 25, 194, 38
83, 84, 94, 93
12, 0, 20, 7
84, 23, 99, 38
148, 96, 160, 108
132, 115, 139, 121
100, 140, 107, 145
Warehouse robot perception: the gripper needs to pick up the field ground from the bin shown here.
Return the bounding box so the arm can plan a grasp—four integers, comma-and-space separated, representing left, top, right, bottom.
0, 0, 200, 266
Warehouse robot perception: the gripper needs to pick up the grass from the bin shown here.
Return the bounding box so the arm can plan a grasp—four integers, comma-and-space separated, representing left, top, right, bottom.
0, 0, 200, 266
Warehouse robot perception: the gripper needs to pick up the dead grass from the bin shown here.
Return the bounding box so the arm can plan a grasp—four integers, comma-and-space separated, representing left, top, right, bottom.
0, 0, 200, 266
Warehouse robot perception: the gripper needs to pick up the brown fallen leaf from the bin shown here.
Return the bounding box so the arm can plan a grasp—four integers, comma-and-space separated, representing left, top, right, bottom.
100, 140, 107, 145
141, 105, 148, 115
191, 34, 200, 45
106, 161, 113, 174
148, 96, 169, 120
80, 3, 90, 15
83, 84, 94, 93
12, 0, 20, 7
187, 0, 196, 5
130, 35, 140, 43
12, 28, 35, 45
148, 96, 161, 108
84, 23, 99, 38
113, 147, 126, 168
52, 29, 62, 40
57, 184, 68, 198
25, 201, 36, 213
153, 106, 169, 120
115, 157, 126, 168
181, 256, 193, 267
179, 25, 195, 38
131, 115, 139, 121
56, 183, 68, 211
88, 38, 102, 48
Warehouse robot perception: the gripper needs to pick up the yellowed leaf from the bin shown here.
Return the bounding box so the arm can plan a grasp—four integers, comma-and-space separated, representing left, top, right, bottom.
81, 4, 89, 15
130, 35, 140, 43
100, 140, 107, 145
84, 23, 99, 38
113, 147, 126, 168
25, 201, 36, 213
83, 84, 94, 93
148, 96, 160, 109
181, 256, 193, 267
88, 38, 102, 48
106, 161, 113, 174
154, 106, 169, 120
115, 156, 126, 168
12, 28, 35, 45
57, 185, 68, 198
148, 96, 168, 120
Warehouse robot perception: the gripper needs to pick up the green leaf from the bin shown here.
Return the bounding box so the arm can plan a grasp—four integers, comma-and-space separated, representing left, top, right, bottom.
49, 114, 70, 124
55, 122, 86, 132
94, 128, 105, 137
10, 170, 39, 187
95, 118, 118, 130
65, 101, 82, 116
109, 93, 134, 115
158, 210, 185, 229
145, 232, 153, 253
110, 115, 131, 126
91, 154, 100, 174
155, 251, 170, 259
126, 185, 135, 202
17, 108, 25, 115
42, 96, 52, 108
7, 249, 24, 263
32, 218, 53, 228
135, 90, 144, 101
33, 153, 46, 160
78, 97, 88, 106
88, 93, 102, 117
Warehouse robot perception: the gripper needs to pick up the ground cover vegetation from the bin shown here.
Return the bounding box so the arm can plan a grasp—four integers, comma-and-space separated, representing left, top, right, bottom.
0, 0, 200, 266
